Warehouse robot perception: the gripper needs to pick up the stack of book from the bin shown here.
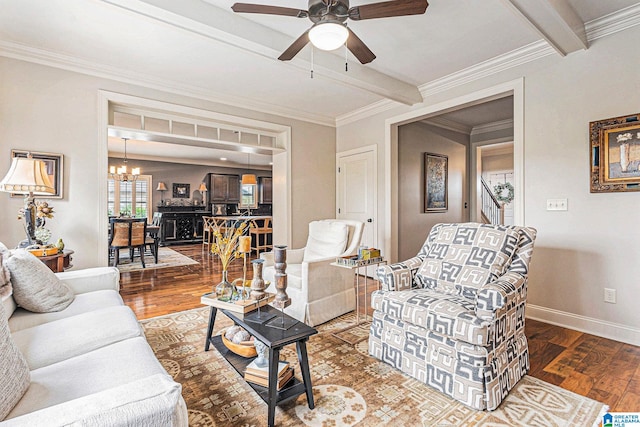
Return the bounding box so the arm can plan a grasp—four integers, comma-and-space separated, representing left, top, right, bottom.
244, 360, 294, 390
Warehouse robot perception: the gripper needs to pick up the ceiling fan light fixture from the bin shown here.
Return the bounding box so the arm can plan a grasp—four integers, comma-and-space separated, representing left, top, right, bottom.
309, 22, 348, 51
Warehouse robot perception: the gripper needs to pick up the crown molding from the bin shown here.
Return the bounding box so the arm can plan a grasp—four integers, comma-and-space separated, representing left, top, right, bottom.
471, 119, 514, 136
585, 3, 640, 41
0, 40, 336, 128
420, 117, 472, 134
336, 5, 640, 127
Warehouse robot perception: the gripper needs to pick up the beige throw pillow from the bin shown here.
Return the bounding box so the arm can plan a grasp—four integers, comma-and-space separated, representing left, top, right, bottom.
0, 243, 12, 299
0, 303, 30, 420
4, 250, 75, 313
303, 221, 349, 262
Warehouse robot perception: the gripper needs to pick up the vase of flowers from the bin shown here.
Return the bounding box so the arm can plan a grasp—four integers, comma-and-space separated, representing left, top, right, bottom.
210, 217, 249, 301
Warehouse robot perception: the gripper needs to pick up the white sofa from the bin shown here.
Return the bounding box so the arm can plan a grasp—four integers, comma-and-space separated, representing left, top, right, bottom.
1, 265, 188, 426
260, 219, 364, 326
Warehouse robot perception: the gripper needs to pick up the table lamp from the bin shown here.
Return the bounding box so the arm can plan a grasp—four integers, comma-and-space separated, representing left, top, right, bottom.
156, 181, 167, 205
0, 155, 56, 247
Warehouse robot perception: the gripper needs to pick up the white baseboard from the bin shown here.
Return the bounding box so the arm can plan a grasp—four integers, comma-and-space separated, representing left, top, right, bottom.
527, 304, 640, 347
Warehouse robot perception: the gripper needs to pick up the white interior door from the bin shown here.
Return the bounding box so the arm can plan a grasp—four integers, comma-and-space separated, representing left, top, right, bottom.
337, 147, 377, 272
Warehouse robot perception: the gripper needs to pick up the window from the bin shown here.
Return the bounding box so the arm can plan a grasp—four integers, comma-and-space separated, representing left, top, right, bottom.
107, 175, 152, 222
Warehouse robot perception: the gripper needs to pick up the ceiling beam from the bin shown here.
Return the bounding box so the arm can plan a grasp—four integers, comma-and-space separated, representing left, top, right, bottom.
501, 0, 588, 56
101, 0, 423, 106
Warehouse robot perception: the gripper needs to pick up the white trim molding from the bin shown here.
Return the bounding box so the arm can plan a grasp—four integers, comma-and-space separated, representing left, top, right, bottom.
527, 304, 640, 347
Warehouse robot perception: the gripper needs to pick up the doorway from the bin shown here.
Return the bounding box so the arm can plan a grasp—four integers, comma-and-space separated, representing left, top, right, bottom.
384, 79, 524, 263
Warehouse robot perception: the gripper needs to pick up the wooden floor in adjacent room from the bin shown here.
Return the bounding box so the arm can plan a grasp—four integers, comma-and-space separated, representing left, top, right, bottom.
120, 244, 640, 413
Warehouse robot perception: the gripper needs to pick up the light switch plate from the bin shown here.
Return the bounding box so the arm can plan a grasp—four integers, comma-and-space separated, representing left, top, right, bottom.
546, 199, 568, 211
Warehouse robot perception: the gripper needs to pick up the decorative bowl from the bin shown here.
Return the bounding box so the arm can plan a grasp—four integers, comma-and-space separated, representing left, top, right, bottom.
27, 247, 58, 256
220, 327, 257, 358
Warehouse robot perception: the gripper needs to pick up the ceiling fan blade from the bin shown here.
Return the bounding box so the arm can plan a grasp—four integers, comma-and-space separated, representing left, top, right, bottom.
349, 0, 428, 21
346, 28, 376, 64
231, 3, 308, 18
278, 30, 310, 61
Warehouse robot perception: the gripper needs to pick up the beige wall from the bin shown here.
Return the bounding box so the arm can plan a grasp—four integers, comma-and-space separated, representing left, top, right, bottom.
0, 57, 336, 268
337, 25, 640, 345
398, 122, 469, 260
482, 153, 513, 174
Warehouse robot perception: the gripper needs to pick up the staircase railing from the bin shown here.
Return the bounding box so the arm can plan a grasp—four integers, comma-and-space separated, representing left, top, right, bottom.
481, 177, 504, 225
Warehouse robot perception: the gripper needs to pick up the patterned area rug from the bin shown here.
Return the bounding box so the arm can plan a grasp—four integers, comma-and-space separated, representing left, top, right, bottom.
141, 308, 607, 427
114, 247, 199, 273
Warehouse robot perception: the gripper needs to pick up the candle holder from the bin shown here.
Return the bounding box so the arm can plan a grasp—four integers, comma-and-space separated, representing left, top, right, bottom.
245, 259, 275, 324
265, 245, 297, 330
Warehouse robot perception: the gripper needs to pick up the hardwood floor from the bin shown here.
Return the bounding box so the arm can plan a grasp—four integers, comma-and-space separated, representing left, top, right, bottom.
120, 244, 640, 412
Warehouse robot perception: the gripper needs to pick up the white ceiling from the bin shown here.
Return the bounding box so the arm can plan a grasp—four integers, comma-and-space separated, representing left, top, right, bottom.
1, 0, 639, 164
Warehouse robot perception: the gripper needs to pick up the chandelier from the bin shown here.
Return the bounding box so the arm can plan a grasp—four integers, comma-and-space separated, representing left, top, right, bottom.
109, 138, 140, 182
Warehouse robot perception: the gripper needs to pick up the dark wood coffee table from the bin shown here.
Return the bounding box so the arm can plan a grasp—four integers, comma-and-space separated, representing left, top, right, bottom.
204, 304, 317, 427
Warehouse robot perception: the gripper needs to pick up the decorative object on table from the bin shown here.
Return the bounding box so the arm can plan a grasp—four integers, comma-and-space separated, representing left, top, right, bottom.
238, 235, 252, 300
156, 181, 167, 205
215, 270, 235, 302
424, 152, 448, 212
0, 153, 56, 248
109, 138, 140, 182
493, 182, 514, 204
252, 338, 269, 368
172, 183, 190, 198
8, 150, 63, 198
590, 113, 640, 193
265, 245, 297, 330
219, 326, 257, 357
244, 360, 293, 390
249, 259, 266, 300
271, 246, 291, 309
245, 259, 277, 324
55, 238, 65, 253
210, 217, 249, 301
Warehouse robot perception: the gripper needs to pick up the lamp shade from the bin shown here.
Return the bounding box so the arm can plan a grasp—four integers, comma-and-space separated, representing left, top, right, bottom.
156, 181, 167, 191
198, 182, 208, 192
309, 22, 349, 51
241, 174, 257, 185
0, 157, 55, 195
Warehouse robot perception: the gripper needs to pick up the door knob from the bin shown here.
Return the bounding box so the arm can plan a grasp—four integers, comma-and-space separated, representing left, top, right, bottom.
367, 218, 373, 223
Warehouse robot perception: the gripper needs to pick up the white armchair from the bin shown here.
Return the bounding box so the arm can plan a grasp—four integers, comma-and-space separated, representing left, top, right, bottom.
260, 219, 364, 326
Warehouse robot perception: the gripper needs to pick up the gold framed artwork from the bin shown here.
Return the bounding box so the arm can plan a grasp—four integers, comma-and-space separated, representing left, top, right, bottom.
11, 150, 64, 198
424, 152, 448, 212
590, 113, 640, 193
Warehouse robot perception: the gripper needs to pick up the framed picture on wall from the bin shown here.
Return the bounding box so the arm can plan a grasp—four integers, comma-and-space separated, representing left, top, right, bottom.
10, 150, 64, 198
590, 113, 640, 193
173, 183, 190, 198
424, 152, 448, 212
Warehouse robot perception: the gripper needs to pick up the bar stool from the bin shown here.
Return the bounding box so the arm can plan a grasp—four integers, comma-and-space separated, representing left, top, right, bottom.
202, 216, 216, 253
250, 218, 272, 255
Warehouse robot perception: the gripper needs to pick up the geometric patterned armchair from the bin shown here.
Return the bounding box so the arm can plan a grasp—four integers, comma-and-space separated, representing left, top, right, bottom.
369, 223, 537, 411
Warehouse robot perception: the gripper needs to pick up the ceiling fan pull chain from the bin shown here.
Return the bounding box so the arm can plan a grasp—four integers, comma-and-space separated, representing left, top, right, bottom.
345, 41, 348, 72
311, 45, 314, 79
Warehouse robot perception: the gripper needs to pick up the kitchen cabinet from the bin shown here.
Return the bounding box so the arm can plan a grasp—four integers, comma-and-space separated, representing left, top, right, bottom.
209, 174, 240, 203
260, 177, 272, 204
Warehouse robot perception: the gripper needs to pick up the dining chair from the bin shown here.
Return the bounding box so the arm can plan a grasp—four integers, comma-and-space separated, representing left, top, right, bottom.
144, 213, 162, 264
109, 218, 147, 268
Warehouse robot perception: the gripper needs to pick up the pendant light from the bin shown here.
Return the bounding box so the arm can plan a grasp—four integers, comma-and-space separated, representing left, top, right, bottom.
241, 153, 257, 185
109, 138, 140, 182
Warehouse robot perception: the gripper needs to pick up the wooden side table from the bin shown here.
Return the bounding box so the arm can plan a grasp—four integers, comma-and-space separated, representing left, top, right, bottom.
37, 250, 74, 273
203, 303, 317, 427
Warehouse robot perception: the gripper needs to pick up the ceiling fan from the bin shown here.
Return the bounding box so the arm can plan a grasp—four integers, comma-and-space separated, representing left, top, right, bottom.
231, 0, 429, 64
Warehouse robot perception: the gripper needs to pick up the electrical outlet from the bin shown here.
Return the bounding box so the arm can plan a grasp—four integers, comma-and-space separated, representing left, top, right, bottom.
546, 199, 568, 211
604, 288, 616, 304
